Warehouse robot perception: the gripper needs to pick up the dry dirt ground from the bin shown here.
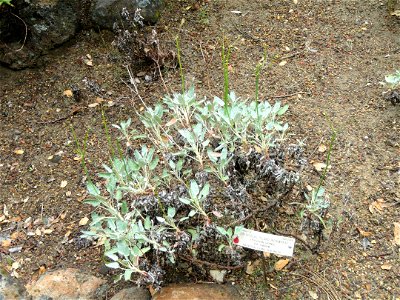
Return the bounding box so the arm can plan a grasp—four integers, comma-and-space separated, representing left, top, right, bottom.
1, 0, 399, 299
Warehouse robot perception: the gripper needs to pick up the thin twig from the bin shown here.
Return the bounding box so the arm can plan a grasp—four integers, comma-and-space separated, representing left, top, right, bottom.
269, 91, 309, 99
36, 107, 83, 124
280, 51, 302, 60
256, 222, 268, 286
291, 272, 340, 300
272, 229, 317, 254
227, 203, 277, 227
155, 43, 169, 93
178, 254, 245, 270
234, 24, 266, 43
10, 12, 27, 52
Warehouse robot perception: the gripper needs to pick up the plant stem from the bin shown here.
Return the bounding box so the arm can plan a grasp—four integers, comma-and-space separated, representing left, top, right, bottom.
175, 36, 185, 94
221, 39, 231, 115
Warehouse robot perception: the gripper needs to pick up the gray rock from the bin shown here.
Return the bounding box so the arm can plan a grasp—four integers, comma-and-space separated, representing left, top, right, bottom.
110, 287, 151, 300
90, 0, 164, 30
0, 268, 29, 300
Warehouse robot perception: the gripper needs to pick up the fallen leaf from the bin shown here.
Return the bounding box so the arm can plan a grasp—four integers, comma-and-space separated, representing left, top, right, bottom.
365, 283, 372, 291
381, 263, 392, 270
369, 199, 389, 214
24, 217, 32, 228
318, 144, 327, 153
79, 216, 89, 226
60, 180, 68, 188
43, 229, 53, 234
84, 54, 93, 65
38, 265, 46, 275
83, 58, 93, 66
394, 222, 400, 246
11, 261, 20, 270
309, 291, 318, 299
88, 103, 99, 108
274, 259, 289, 271
1, 239, 11, 248
65, 191, 71, 197
63, 90, 73, 97
10, 231, 20, 240
357, 227, 373, 237
313, 162, 327, 172
95, 97, 104, 103
245, 260, 261, 275
165, 118, 178, 127
35, 228, 41, 236
14, 149, 24, 155
212, 210, 223, 218
263, 252, 271, 258
279, 60, 287, 66
3, 205, 9, 217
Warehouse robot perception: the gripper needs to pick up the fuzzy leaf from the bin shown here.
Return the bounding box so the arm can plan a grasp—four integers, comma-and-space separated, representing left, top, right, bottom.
199, 183, 210, 199
83, 199, 101, 207
156, 216, 166, 223
179, 197, 191, 205
216, 226, 227, 236
149, 156, 159, 170
277, 104, 289, 116
124, 269, 134, 281
87, 181, 100, 196
179, 129, 195, 146
190, 180, 200, 197
105, 262, 120, 269
144, 216, 152, 230
167, 207, 176, 218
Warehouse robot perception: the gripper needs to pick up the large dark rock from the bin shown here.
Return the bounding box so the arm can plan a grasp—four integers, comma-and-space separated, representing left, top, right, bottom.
0, 0, 79, 69
90, 0, 164, 30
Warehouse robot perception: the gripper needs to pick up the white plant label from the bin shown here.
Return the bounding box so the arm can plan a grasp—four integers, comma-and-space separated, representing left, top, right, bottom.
234, 228, 295, 257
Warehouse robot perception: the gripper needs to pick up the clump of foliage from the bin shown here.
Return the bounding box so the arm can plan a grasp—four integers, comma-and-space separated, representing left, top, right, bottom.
81, 87, 310, 288
81, 28, 330, 289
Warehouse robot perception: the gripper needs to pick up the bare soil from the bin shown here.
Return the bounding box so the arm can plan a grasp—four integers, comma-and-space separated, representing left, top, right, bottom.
1, 0, 399, 299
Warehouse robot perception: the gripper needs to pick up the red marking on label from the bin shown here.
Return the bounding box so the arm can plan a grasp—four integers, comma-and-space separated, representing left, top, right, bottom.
233, 236, 239, 244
